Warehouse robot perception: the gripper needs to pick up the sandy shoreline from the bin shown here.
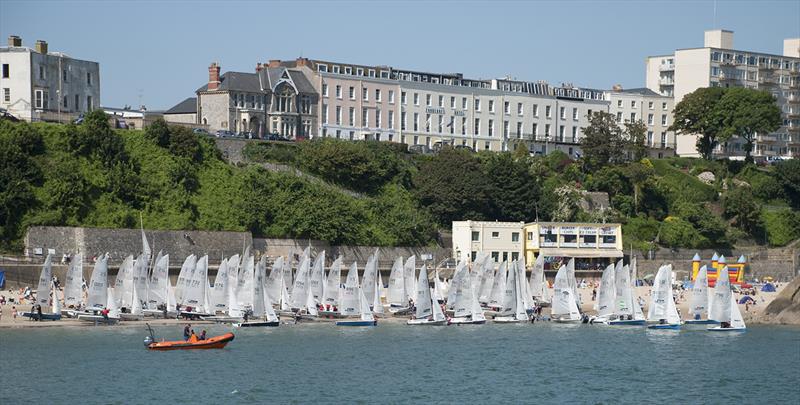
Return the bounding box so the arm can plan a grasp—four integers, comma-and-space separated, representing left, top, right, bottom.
1, 284, 787, 329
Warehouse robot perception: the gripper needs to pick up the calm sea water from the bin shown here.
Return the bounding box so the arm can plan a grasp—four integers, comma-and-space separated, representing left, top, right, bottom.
1, 323, 798, 404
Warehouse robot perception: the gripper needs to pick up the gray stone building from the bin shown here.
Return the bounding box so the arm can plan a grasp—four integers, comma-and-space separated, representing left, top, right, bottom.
196, 61, 317, 138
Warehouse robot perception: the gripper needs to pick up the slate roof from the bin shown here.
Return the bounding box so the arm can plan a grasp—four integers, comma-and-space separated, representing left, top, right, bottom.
616, 87, 665, 97
196, 72, 261, 93
164, 97, 197, 114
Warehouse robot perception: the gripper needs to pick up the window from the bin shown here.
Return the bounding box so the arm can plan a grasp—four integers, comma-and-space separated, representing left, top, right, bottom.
511, 252, 519, 261
545, 124, 551, 136
475, 98, 481, 111
401, 112, 407, 130
401, 91, 407, 104
488, 119, 494, 136
516, 122, 523, 139
336, 106, 342, 125
461, 117, 466, 135
489, 100, 495, 113
503, 121, 509, 137
356, 67, 363, 76
344, 66, 352, 75
559, 106, 565, 119
362, 107, 369, 127
533, 104, 539, 117
572, 108, 578, 120
662, 102, 668, 110
648, 101, 654, 109
375, 89, 381, 102
617, 100, 623, 107
661, 114, 667, 125
545, 105, 551, 118
348, 107, 355, 126
532, 123, 538, 136
426, 94, 432, 106
491, 252, 499, 262
438, 95, 444, 107
1, 64, 8, 78
451, 96, 456, 109
39, 65, 45, 80
336, 85, 342, 99
322, 104, 328, 124
34, 89, 44, 109
376, 108, 381, 128
333, 66, 340, 74
474, 118, 480, 135
388, 90, 394, 103
462, 97, 467, 109
86, 95, 92, 110
571, 126, 577, 142
504, 101, 510, 114
414, 93, 419, 105
318, 64, 328, 73
388, 110, 393, 129
517, 103, 523, 115
86, 72, 92, 86
491, 231, 499, 238
647, 131, 653, 145
502, 252, 508, 262
630, 112, 636, 122
631, 100, 636, 108
647, 113, 654, 125
471, 231, 480, 241
511, 232, 519, 242
3, 88, 10, 102
413, 113, 419, 131
362, 87, 368, 101
527, 232, 534, 241
348, 87, 355, 100
62, 69, 68, 82
559, 125, 565, 141
74, 94, 79, 111
616, 112, 623, 122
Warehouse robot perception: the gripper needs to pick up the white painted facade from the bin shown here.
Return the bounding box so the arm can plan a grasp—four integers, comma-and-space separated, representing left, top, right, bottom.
452, 220, 525, 264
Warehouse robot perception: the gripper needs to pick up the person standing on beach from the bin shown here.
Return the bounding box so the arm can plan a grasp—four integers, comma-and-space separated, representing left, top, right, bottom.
36, 304, 43, 321
11, 306, 17, 321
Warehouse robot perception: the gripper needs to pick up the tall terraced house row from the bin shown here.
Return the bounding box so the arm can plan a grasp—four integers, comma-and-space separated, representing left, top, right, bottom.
646, 30, 800, 158
0, 35, 100, 122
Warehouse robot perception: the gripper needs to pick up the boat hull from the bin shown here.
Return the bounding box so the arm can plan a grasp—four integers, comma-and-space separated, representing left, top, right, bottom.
608, 319, 646, 326
707, 326, 746, 332
119, 313, 144, 321
493, 316, 527, 323
20, 312, 62, 321
552, 318, 582, 324
336, 320, 378, 326
233, 321, 279, 328
142, 309, 179, 318
76, 314, 120, 324
319, 310, 345, 319
647, 324, 681, 330
147, 333, 235, 350
388, 306, 412, 315
406, 318, 447, 326
685, 319, 719, 325
449, 318, 486, 325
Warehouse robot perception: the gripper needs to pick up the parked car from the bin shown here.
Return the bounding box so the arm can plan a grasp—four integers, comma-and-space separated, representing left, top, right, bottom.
193, 128, 210, 136
0, 108, 20, 122
215, 130, 234, 138
408, 144, 432, 154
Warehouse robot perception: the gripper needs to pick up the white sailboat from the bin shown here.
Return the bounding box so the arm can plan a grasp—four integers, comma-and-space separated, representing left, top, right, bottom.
290, 251, 311, 309
433, 269, 446, 303
120, 282, 144, 321
528, 254, 549, 305
336, 268, 378, 326
646, 264, 682, 329
63, 253, 84, 311
495, 261, 529, 323
708, 265, 746, 332
487, 261, 507, 311
590, 264, 616, 324
235, 255, 280, 327
22, 254, 59, 320
407, 265, 447, 325
309, 251, 326, 302
321, 256, 343, 316
403, 256, 417, 306
551, 260, 581, 323
609, 261, 645, 325
449, 268, 486, 325
174, 254, 196, 306
387, 257, 407, 311
362, 249, 379, 310
686, 264, 717, 324
372, 280, 384, 316
85, 254, 109, 311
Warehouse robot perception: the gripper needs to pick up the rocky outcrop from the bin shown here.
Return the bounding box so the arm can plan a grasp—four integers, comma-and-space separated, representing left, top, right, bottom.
764, 276, 800, 325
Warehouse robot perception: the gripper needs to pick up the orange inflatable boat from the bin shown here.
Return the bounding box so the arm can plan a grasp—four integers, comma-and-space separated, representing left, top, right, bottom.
146, 332, 235, 351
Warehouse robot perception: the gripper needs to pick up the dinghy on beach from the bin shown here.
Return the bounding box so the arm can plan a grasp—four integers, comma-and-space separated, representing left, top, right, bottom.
21, 254, 62, 321
685, 264, 718, 325
551, 259, 581, 323
646, 265, 682, 330
708, 265, 746, 332
494, 261, 529, 323
407, 265, 447, 325
336, 267, 377, 326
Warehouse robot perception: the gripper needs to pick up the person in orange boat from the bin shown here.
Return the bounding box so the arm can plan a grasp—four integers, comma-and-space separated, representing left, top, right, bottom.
199, 330, 206, 340
188, 329, 199, 342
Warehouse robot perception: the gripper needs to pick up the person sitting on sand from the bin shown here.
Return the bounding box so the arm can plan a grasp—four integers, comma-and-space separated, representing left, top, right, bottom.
199, 330, 207, 340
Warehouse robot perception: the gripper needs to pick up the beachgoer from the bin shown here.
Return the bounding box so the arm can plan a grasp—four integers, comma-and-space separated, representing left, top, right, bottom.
36, 304, 43, 321
592, 288, 597, 301
189, 330, 198, 342
12, 306, 17, 321
101, 307, 109, 320
0, 306, 3, 322
183, 324, 191, 340
199, 330, 207, 340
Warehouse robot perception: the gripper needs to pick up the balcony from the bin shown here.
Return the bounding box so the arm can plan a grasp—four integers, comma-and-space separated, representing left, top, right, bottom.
758, 77, 779, 86
659, 64, 675, 71
659, 78, 674, 86
718, 72, 739, 81
758, 134, 779, 143
650, 142, 676, 149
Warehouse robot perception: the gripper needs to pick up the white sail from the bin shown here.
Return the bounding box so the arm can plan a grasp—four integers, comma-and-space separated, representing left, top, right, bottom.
710, 266, 732, 323
501, 260, 517, 315
647, 265, 671, 321
146, 251, 165, 308
362, 250, 379, 308
479, 258, 495, 303
112, 255, 134, 309
131, 283, 143, 316
306, 288, 319, 316
470, 278, 486, 321
729, 294, 746, 329
518, 258, 533, 310
211, 258, 229, 313
35, 261, 56, 305
665, 285, 681, 325
251, 257, 266, 318
63, 253, 83, 308
416, 265, 433, 319
378, 270, 386, 299
106, 287, 120, 319
488, 261, 507, 308
264, 256, 282, 306
431, 288, 446, 322
166, 281, 177, 311
552, 263, 581, 320
372, 281, 384, 315
453, 274, 473, 319
174, 254, 196, 306
529, 254, 545, 299
513, 261, 529, 321
388, 257, 406, 305
182, 255, 209, 312
132, 253, 149, 309
341, 262, 361, 316
279, 276, 292, 312
86, 255, 109, 310
613, 260, 633, 316
282, 253, 294, 293
433, 269, 446, 302
227, 253, 241, 300
447, 261, 467, 308
597, 264, 616, 318
359, 286, 374, 322
309, 251, 326, 301
51, 281, 61, 314
322, 256, 342, 306
689, 265, 710, 320
291, 253, 311, 309
403, 256, 417, 304
264, 288, 279, 322
236, 255, 255, 311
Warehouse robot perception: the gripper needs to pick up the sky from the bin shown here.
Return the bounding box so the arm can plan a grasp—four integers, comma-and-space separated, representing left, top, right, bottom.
2, 0, 799, 110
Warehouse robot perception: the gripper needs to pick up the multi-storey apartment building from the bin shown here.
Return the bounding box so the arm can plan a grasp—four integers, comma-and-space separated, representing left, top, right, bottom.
646, 30, 800, 158
0, 35, 100, 122
606, 87, 676, 158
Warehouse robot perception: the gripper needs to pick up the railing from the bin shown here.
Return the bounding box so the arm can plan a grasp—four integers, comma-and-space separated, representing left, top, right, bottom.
658, 64, 675, 71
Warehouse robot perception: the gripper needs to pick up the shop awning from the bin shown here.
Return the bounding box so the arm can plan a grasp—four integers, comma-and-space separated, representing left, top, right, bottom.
537, 248, 623, 258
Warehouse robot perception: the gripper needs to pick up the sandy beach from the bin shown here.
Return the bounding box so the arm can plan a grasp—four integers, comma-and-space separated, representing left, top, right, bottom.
0, 284, 785, 329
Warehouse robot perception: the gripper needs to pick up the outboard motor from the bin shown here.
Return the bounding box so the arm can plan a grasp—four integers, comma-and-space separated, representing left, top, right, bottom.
143, 335, 154, 347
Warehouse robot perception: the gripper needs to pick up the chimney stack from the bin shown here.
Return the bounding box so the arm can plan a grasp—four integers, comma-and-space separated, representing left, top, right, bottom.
35, 40, 48, 54
8, 35, 22, 47
296, 57, 309, 67
256, 62, 263, 72
208, 62, 221, 91
268, 59, 281, 68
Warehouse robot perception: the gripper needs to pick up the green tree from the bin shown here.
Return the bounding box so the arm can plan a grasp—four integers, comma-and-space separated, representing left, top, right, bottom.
145, 118, 170, 147
483, 153, 538, 221
717, 88, 782, 163
774, 159, 800, 208
413, 147, 489, 225
624, 161, 655, 214
669, 87, 727, 160
660, 217, 707, 249
723, 187, 764, 240
168, 126, 202, 161
580, 111, 626, 170
624, 120, 648, 162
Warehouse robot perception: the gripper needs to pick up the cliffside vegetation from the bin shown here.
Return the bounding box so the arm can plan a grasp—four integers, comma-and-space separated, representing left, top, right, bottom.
1, 111, 798, 253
